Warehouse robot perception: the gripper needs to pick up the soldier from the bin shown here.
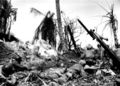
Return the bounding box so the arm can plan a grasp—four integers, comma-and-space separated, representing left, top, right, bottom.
2, 56, 29, 77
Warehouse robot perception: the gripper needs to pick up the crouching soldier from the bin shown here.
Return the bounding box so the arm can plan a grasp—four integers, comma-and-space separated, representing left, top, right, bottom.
1, 56, 30, 77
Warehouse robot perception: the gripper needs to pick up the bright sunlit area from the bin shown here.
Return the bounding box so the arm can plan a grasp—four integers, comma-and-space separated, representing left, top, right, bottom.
11, 0, 120, 48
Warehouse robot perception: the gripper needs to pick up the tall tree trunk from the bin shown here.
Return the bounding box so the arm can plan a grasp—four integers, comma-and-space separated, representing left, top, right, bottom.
55, 0, 67, 52
112, 24, 119, 48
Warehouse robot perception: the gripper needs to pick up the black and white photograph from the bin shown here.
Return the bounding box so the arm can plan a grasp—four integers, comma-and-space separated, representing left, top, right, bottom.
0, 0, 120, 86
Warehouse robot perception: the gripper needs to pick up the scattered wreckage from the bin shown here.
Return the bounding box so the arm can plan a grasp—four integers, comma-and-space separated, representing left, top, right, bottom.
0, 17, 120, 85
0, 0, 120, 85
0, 30, 120, 86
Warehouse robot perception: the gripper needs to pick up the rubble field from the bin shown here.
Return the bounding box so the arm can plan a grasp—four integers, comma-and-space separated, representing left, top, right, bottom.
0, 40, 120, 86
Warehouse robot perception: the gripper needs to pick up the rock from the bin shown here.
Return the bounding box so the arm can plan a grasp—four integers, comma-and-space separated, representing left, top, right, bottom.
102, 69, 116, 76
96, 70, 102, 75
66, 72, 73, 78
37, 40, 58, 57
79, 60, 86, 66
29, 40, 58, 60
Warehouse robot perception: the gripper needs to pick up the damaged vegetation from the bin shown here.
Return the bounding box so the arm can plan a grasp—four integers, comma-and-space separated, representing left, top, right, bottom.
0, 0, 120, 86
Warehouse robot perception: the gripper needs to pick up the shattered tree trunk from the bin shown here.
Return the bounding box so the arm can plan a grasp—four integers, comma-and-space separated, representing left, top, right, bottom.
55, 0, 67, 51
67, 25, 77, 50
0, 0, 17, 41
32, 11, 50, 44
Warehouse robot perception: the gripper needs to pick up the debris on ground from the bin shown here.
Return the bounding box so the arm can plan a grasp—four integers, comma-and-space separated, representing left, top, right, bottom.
0, 40, 119, 86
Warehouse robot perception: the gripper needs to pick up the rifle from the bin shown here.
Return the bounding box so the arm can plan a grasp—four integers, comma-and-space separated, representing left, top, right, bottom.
77, 19, 120, 69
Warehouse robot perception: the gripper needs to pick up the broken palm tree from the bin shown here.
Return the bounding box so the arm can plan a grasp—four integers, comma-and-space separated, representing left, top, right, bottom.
65, 25, 81, 54
61, 11, 75, 50
30, 8, 56, 47
55, 0, 67, 52
98, 3, 119, 48
0, 0, 17, 40
61, 11, 81, 54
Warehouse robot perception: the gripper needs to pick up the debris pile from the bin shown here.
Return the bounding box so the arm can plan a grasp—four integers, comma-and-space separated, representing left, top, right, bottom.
0, 39, 120, 86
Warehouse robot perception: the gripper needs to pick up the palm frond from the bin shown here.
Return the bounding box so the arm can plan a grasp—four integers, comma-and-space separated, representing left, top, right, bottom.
99, 2, 119, 48
30, 7, 44, 16
96, 2, 109, 13
104, 0, 111, 9
102, 22, 109, 35
97, 20, 109, 27
102, 15, 110, 18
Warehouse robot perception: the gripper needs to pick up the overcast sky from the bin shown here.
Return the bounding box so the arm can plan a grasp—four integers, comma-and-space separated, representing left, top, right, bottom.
11, 0, 120, 48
